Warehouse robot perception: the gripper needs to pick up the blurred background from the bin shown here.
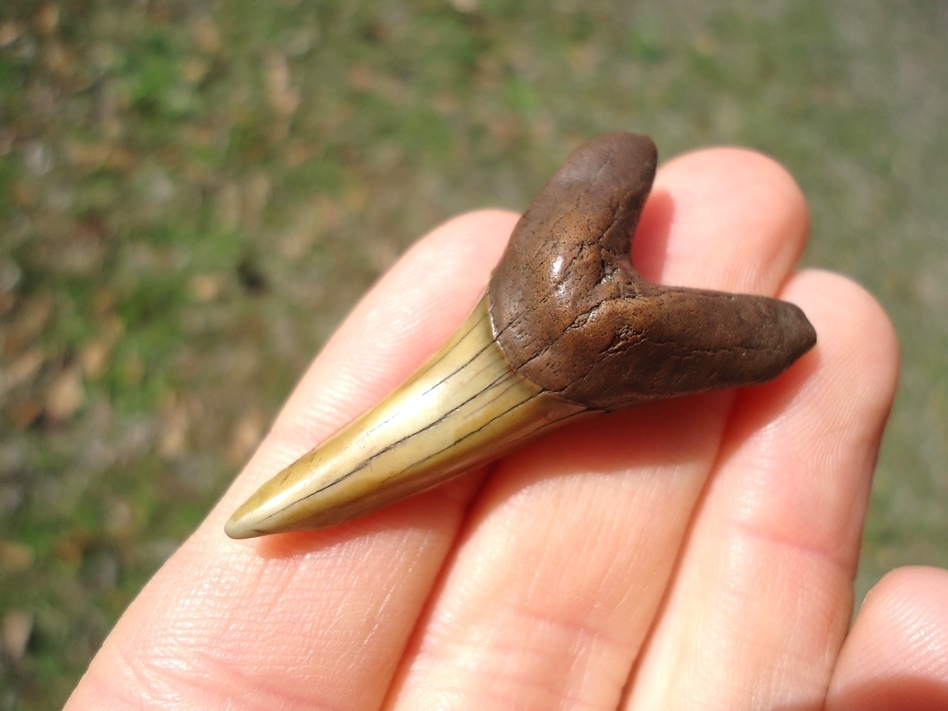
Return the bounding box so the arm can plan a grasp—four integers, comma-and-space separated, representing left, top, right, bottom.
1, 1, 946, 707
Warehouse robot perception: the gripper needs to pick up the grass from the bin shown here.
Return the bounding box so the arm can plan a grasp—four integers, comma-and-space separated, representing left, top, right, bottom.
1, 1, 947, 707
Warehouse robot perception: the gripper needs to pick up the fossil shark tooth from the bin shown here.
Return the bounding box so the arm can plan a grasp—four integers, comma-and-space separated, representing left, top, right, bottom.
225, 132, 816, 539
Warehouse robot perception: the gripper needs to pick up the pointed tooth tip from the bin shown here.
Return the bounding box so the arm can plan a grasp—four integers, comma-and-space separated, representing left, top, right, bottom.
226, 506, 321, 539
224, 509, 262, 540
225, 497, 283, 539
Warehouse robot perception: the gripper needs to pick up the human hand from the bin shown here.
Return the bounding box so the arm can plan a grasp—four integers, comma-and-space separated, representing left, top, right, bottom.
66, 147, 946, 710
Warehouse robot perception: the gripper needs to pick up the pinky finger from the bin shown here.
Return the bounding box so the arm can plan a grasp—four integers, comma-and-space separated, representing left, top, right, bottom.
827, 566, 948, 711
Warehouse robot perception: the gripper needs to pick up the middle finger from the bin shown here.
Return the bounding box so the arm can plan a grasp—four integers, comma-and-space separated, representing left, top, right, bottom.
386, 148, 810, 709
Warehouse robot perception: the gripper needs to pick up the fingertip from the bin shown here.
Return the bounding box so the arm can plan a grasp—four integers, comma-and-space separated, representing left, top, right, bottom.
828, 566, 948, 711
406, 208, 520, 268
640, 147, 809, 293
781, 269, 900, 417
356, 208, 520, 330
862, 565, 948, 616
660, 145, 807, 205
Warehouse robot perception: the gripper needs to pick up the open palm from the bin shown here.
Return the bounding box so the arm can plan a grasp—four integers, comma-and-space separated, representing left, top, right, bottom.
67, 148, 947, 710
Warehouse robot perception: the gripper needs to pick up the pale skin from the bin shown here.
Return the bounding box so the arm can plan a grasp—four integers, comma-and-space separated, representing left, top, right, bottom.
66, 148, 947, 710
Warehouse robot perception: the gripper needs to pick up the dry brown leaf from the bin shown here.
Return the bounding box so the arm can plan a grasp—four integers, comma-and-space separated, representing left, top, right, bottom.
265, 52, 299, 117
0, 22, 23, 48
226, 410, 264, 467
2, 609, 33, 664
188, 273, 224, 302
0, 540, 35, 572
44, 366, 85, 422
0, 347, 44, 397
158, 394, 190, 459
36, 3, 59, 35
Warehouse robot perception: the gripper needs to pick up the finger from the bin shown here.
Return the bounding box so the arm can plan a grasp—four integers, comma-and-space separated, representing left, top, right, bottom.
634, 147, 809, 292
65, 210, 519, 710
827, 566, 948, 711
626, 272, 899, 710
387, 149, 813, 709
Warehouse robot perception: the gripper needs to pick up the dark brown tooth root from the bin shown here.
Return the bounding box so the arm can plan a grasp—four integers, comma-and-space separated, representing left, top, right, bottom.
488, 132, 816, 411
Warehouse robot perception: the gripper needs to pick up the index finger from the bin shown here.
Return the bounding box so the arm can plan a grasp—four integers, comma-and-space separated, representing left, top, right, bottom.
65, 209, 518, 710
